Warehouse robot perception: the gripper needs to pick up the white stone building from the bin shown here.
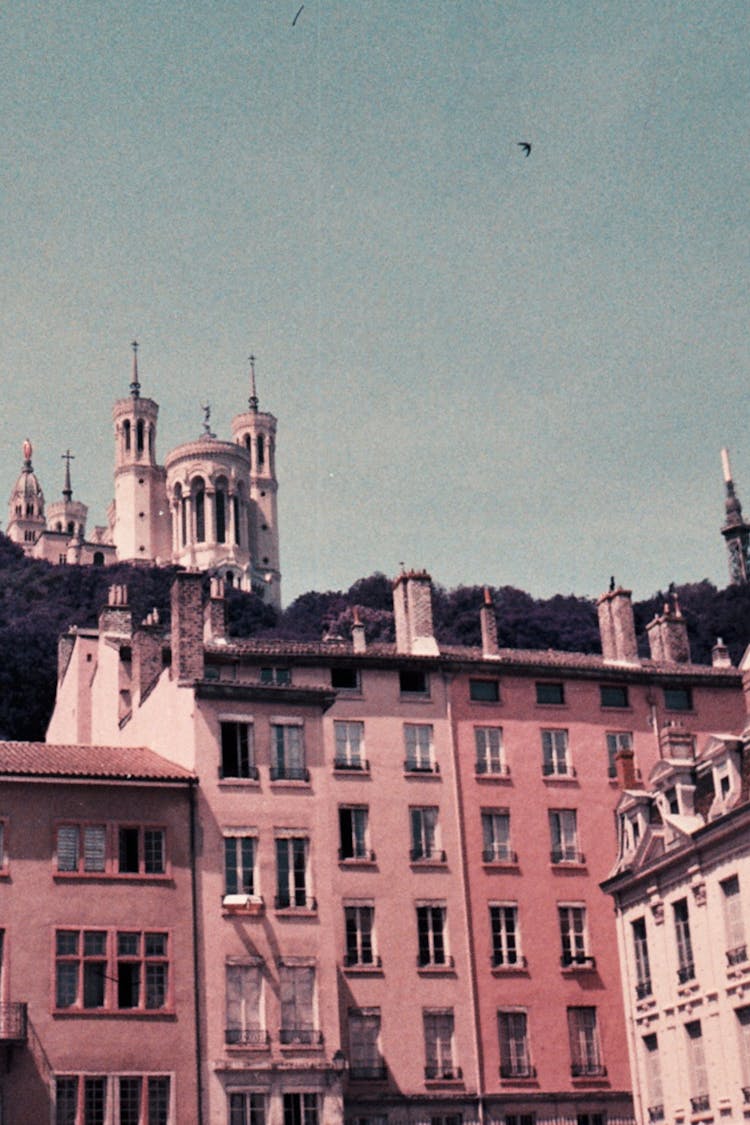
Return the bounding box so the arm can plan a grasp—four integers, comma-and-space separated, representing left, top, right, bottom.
602, 680, 750, 1125
5, 344, 281, 607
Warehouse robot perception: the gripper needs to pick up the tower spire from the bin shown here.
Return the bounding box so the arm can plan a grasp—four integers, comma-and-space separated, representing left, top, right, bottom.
248, 354, 259, 413
720, 447, 750, 584
61, 449, 75, 501
130, 340, 141, 399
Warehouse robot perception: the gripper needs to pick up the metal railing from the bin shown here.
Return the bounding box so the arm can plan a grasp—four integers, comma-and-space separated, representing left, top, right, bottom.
349, 1062, 387, 1081
499, 1063, 536, 1079
690, 1094, 710, 1113
279, 1028, 324, 1046
270, 765, 310, 782
410, 847, 447, 863
274, 894, 317, 911
424, 1064, 462, 1081
482, 847, 518, 864
561, 954, 596, 969
333, 757, 370, 772
727, 944, 748, 966
224, 1028, 269, 1046
636, 980, 653, 1000
677, 962, 696, 984
571, 1062, 607, 1078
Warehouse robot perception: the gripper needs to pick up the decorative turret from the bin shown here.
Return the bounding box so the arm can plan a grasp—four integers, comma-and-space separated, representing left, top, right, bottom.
230, 355, 281, 607
720, 448, 750, 585
6, 439, 46, 554
46, 450, 88, 543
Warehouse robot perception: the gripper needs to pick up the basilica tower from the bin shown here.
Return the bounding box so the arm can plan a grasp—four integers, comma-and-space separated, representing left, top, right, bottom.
6, 439, 46, 554
111, 343, 171, 564
720, 447, 750, 585
231, 356, 281, 607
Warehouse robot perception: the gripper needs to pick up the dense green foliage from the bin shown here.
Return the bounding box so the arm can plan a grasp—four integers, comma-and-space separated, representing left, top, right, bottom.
2, 531, 750, 741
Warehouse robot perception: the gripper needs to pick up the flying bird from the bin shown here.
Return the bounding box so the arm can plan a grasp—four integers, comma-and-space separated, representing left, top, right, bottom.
292, 4, 304, 25
517, 142, 531, 157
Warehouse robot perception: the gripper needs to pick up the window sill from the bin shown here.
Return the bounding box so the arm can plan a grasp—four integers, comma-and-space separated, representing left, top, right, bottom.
482, 857, 518, 870
403, 769, 441, 780
535, 702, 569, 710
542, 773, 578, 785
53, 873, 172, 883
417, 963, 456, 977
491, 960, 528, 976
333, 762, 370, 776
218, 779, 261, 790
225, 1041, 271, 1053
274, 905, 318, 918
474, 770, 512, 784
54, 1009, 176, 1020
425, 1075, 464, 1088
339, 856, 377, 868
269, 779, 312, 790
599, 704, 633, 712
279, 1039, 324, 1053
561, 957, 597, 973
398, 694, 431, 703
342, 962, 384, 977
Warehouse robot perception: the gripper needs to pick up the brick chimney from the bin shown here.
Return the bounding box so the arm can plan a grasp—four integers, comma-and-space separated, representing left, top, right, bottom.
615, 744, 637, 789
351, 607, 366, 654
171, 572, 204, 683
393, 570, 439, 656
711, 637, 733, 668
480, 587, 499, 658
204, 576, 227, 643
659, 721, 695, 761
597, 584, 638, 664
132, 614, 164, 704
646, 597, 691, 664
99, 584, 132, 637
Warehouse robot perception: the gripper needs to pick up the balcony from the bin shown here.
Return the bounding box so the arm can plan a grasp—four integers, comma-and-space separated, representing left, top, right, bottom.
690, 1094, 709, 1114
349, 1062, 387, 1081
404, 759, 439, 775
425, 1064, 462, 1081
0, 1004, 26, 1044
677, 962, 696, 984
270, 765, 310, 782
333, 757, 370, 773
635, 980, 653, 1000
225, 1028, 269, 1047
279, 1028, 323, 1046
727, 944, 748, 967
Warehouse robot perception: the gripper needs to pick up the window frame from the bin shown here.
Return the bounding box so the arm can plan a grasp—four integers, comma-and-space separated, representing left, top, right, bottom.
219, 719, 258, 782
600, 684, 629, 708
54, 928, 171, 1014
423, 1008, 458, 1081
339, 806, 373, 863
54, 822, 168, 879
541, 729, 573, 778
536, 681, 565, 706
344, 902, 378, 969
481, 809, 514, 864
333, 720, 367, 771
275, 835, 313, 911
567, 1006, 604, 1078
410, 806, 444, 863
489, 903, 521, 969
270, 722, 308, 783
558, 903, 592, 968
404, 724, 437, 774
497, 1008, 533, 1078
55, 1074, 171, 1125
416, 903, 450, 969
469, 678, 500, 703
474, 727, 506, 777
549, 809, 582, 865
223, 833, 259, 901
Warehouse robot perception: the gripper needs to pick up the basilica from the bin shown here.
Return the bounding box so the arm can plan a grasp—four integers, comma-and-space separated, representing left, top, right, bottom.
4, 344, 281, 607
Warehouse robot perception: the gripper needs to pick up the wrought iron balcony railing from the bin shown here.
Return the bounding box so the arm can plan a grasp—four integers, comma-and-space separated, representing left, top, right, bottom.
225, 1027, 269, 1047
279, 1028, 324, 1046
727, 944, 748, 966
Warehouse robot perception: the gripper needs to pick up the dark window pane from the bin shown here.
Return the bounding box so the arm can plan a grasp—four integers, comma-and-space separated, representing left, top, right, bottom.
536, 682, 564, 704
470, 679, 500, 702
600, 685, 628, 708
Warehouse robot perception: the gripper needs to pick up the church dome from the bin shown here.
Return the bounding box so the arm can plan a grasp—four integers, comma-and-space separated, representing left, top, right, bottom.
8, 440, 45, 518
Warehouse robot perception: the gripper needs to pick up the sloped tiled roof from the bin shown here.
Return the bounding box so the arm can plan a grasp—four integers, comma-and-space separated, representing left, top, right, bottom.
0, 742, 194, 783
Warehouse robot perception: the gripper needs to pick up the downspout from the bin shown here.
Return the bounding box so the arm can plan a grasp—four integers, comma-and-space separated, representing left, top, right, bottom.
444, 671, 485, 1124
189, 780, 205, 1125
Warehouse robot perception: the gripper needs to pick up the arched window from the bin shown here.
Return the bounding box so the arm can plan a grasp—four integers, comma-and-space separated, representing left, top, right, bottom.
67, 521, 75, 536
215, 488, 226, 544
93, 551, 104, 566
256, 434, 265, 468
26, 503, 34, 516
136, 419, 145, 455
148, 425, 154, 455
55, 521, 62, 532
194, 480, 205, 543
233, 494, 241, 546
123, 419, 131, 453
225, 571, 235, 588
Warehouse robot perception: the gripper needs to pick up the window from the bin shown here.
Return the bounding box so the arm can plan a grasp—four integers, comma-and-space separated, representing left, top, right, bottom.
55, 1075, 170, 1125
673, 898, 695, 983
348, 1007, 384, 1079
567, 1007, 604, 1077
334, 721, 366, 770
55, 930, 169, 1012
271, 724, 307, 781
736, 1006, 750, 1084
282, 1094, 318, 1125
498, 1010, 533, 1078
642, 1034, 663, 1120
339, 807, 372, 861
424, 1009, 457, 1080
226, 963, 264, 1046
224, 836, 257, 897
632, 917, 652, 998
344, 904, 376, 967
490, 904, 521, 967
56, 824, 106, 873
229, 1092, 266, 1125
220, 722, 257, 780
260, 666, 291, 685
549, 809, 582, 864
475, 727, 505, 775
605, 731, 632, 779
404, 724, 436, 773
536, 682, 564, 705
331, 666, 360, 691
417, 904, 449, 967
279, 964, 318, 1045
276, 837, 311, 909
119, 827, 166, 875
56, 822, 164, 879
481, 810, 513, 863
399, 668, 428, 695
559, 905, 591, 967
541, 729, 572, 776
664, 686, 692, 711
685, 1021, 709, 1111
470, 678, 500, 702
721, 875, 747, 965
503, 1117, 535, 1125
600, 684, 628, 708
410, 807, 443, 862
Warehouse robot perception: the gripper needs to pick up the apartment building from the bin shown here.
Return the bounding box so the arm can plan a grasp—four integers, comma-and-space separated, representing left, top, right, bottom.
42, 571, 746, 1125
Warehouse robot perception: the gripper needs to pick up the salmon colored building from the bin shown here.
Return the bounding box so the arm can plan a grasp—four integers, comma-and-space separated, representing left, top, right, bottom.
0, 742, 198, 1124
39, 571, 746, 1125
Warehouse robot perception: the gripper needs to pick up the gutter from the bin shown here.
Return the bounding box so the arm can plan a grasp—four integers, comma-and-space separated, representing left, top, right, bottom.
189, 779, 205, 1125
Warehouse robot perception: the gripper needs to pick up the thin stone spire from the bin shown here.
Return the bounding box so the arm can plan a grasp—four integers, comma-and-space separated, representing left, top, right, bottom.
248, 354, 259, 412
130, 340, 141, 399
720, 447, 750, 584
62, 449, 75, 501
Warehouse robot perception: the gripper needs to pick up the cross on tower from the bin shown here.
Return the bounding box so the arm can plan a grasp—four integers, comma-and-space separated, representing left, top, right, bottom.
248, 353, 259, 412
61, 449, 75, 501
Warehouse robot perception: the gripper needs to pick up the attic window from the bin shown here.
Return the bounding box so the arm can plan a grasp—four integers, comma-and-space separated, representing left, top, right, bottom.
399, 669, 428, 696
331, 667, 359, 691
665, 787, 679, 815
600, 685, 628, 708
719, 772, 731, 798
664, 687, 692, 711
536, 682, 564, 705
469, 679, 500, 703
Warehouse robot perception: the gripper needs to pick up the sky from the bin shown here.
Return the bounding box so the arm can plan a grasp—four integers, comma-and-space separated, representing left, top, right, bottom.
1, 1, 748, 606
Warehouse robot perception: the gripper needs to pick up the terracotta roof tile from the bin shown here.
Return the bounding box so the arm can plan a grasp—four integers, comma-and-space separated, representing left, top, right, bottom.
0, 742, 194, 782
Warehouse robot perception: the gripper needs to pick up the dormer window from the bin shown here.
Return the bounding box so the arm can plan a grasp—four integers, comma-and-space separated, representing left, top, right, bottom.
665, 787, 679, 815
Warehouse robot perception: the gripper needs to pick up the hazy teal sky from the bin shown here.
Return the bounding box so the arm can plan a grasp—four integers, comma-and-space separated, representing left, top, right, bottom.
1, 1, 748, 605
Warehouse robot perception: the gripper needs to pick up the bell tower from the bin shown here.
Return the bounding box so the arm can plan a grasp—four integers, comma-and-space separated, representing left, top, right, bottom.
231, 355, 281, 607
6, 439, 46, 554
112, 342, 170, 564
720, 447, 750, 585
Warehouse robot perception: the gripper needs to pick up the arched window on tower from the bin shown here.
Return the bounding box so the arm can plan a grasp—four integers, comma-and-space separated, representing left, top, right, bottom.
123, 420, 131, 453
256, 434, 265, 468
26, 503, 34, 517
225, 571, 235, 588
55, 522, 62, 532
233, 494, 241, 546
93, 551, 104, 566
194, 479, 205, 543
136, 419, 145, 455
67, 521, 75, 536
148, 425, 154, 455
215, 482, 227, 544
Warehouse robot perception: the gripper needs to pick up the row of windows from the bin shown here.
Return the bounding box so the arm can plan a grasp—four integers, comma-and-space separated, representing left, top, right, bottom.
56, 1074, 169, 1125
632, 875, 748, 999
223, 809, 585, 915
221, 719, 635, 783
55, 929, 170, 1013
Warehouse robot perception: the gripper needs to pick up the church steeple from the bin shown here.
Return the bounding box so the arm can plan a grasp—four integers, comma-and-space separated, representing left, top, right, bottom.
62, 450, 74, 502
720, 447, 750, 585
